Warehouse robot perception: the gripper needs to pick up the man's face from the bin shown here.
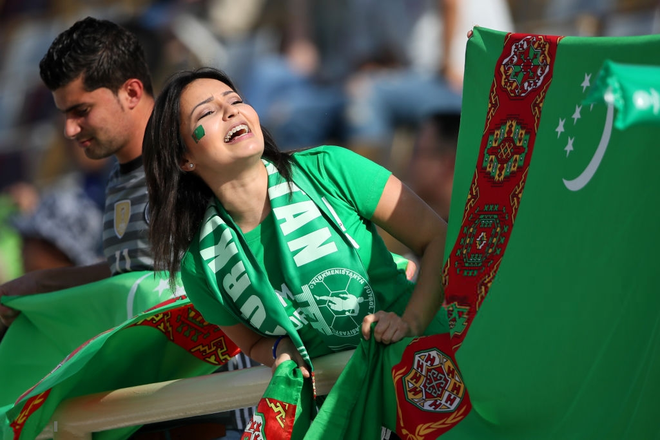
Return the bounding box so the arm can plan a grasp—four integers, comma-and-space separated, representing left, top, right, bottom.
52, 76, 131, 160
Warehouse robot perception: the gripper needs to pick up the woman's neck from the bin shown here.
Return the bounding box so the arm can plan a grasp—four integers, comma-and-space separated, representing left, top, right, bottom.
213, 162, 270, 233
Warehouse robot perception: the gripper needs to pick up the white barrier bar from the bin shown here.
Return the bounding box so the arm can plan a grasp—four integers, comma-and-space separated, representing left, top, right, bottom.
37, 350, 353, 440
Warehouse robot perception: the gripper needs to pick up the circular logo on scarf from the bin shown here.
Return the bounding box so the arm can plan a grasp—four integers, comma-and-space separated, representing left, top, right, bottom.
402, 348, 466, 412
308, 268, 375, 339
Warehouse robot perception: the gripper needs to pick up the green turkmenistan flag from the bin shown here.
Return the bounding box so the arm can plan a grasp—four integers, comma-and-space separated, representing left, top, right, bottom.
241, 28, 660, 439
438, 27, 660, 438
0, 272, 240, 440
245, 28, 660, 439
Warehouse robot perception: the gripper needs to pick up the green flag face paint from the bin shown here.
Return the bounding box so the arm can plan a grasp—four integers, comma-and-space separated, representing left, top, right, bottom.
192, 125, 205, 143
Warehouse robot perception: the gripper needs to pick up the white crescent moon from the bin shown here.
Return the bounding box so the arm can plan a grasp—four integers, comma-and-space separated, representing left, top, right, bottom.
563, 102, 614, 191
126, 272, 153, 319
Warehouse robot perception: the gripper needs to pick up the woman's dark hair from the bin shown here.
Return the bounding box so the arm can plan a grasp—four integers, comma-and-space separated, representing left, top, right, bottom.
39, 16, 153, 96
143, 67, 293, 286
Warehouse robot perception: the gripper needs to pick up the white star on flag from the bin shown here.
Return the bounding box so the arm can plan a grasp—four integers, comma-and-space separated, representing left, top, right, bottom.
581, 73, 592, 92
556, 118, 565, 138
565, 136, 575, 157
572, 105, 582, 124
153, 278, 170, 297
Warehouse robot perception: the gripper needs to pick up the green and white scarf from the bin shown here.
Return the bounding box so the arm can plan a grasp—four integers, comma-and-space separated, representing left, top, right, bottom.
196, 160, 378, 377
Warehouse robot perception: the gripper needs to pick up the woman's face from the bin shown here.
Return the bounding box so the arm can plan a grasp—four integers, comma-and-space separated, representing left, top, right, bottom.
179, 77, 264, 176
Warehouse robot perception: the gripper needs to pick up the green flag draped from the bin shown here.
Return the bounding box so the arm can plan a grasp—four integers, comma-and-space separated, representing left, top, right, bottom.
241, 361, 313, 440
0, 271, 179, 408
438, 27, 660, 438
0, 273, 239, 440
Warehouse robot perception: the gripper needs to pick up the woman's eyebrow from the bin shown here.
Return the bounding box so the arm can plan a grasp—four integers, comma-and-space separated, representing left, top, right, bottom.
189, 95, 213, 118
188, 90, 236, 118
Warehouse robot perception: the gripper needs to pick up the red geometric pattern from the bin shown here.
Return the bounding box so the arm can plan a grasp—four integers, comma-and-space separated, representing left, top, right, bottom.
241, 397, 297, 440
442, 33, 561, 351
131, 301, 240, 365
393, 333, 471, 439
10, 390, 51, 440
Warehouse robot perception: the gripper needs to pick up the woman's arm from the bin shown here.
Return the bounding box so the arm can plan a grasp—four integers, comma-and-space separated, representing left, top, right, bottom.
222, 322, 311, 378
361, 174, 447, 344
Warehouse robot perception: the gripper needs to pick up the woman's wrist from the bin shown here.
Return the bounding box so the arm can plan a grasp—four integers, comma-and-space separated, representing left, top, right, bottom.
401, 312, 424, 336
272, 335, 286, 359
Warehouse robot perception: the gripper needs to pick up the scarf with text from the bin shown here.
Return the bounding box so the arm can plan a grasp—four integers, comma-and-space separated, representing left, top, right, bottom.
197, 160, 377, 376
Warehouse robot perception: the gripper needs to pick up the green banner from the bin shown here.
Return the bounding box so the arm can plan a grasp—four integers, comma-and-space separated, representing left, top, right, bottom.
439, 27, 660, 439
0, 271, 179, 408
0, 273, 239, 440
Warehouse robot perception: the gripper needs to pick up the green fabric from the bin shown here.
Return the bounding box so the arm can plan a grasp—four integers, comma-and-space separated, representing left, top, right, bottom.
247, 326, 462, 440
438, 27, 660, 439
182, 146, 417, 361
307, 335, 424, 440
0, 272, 237, 440
583, 60, 660, 129
242, 361, 312, 440
0, 271, 176, 408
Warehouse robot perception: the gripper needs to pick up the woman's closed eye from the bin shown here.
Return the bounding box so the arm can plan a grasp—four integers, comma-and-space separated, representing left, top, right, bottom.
199, 110, 215, 120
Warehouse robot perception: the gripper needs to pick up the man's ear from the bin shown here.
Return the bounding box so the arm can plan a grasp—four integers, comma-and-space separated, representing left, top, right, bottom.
122, 79, 144, 109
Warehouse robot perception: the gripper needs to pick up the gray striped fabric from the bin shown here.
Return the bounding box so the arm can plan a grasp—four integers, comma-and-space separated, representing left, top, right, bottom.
102, 160, 154, 275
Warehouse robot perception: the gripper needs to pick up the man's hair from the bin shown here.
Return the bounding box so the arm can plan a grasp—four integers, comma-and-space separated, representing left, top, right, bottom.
39, 16, 153, 96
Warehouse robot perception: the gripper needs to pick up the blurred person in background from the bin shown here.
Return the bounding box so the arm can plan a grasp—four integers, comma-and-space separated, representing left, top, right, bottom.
406, 111, 460, 223
12, 189, 104, 273
0, 188, 104, 340
234, 0, 350, 151
344, 0, 513, 169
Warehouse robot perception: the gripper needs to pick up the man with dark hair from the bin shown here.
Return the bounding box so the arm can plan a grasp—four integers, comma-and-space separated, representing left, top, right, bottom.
0, 17, 155, 325
0, 17, 253, 439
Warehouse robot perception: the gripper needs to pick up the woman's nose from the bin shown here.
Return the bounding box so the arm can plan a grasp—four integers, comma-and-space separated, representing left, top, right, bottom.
223, 104, 238, 120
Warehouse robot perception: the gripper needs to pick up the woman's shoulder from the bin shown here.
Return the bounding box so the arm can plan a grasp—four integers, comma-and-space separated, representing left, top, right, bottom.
292, 145, 360, 161
292, 146, 375, 174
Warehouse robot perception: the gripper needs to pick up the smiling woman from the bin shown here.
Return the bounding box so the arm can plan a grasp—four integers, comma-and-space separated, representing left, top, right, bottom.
177, 77, 266, 185
142, 68, 449, 426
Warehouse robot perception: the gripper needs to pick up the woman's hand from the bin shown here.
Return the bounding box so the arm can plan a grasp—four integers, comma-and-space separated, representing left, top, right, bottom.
371, 175, 448, 343
361, 311, 415, 345
272, 336, 311, 378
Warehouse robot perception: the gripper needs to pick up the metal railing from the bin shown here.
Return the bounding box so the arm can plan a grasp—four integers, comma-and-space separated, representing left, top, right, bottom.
36, 350, 353, 440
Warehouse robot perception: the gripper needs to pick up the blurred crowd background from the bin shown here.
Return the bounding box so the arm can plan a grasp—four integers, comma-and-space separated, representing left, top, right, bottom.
0, 0, 658, 283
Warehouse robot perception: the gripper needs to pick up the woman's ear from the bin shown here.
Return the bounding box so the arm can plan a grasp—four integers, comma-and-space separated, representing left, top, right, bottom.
180, 158, 196, 172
